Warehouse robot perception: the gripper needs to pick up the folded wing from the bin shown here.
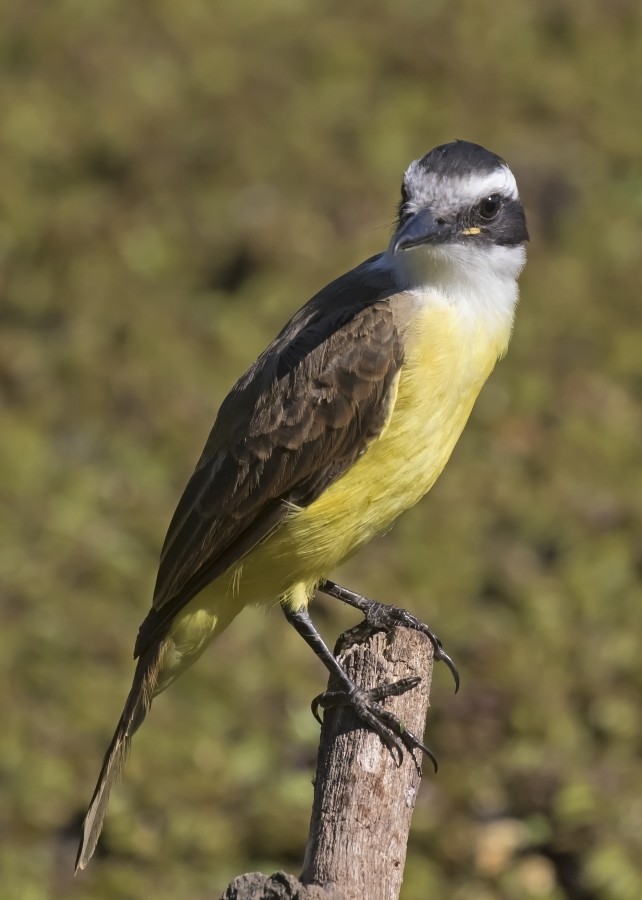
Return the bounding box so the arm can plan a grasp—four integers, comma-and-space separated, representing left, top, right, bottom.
135, 258, 404, 657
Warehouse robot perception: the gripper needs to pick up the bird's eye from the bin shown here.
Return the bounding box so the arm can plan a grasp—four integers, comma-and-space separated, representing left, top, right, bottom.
478, 194, 501, 220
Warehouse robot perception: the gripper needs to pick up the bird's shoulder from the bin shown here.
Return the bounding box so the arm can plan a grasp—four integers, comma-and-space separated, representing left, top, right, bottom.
196, 253, 402, 460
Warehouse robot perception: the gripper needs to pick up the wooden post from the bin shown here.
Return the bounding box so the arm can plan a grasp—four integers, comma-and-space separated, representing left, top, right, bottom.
220, 625, 434, 900
300, 625, 434, 900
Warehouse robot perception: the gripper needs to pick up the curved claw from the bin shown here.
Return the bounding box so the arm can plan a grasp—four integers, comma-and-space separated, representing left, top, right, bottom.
311, 689, 346, 725
311, 694, 323, 726
401, 735, 437, 774
310, 677, 438, 772
372, 705, 438, 774
432, 643, 460, 694
363, 603, 461, 693
401, 728, 438, 774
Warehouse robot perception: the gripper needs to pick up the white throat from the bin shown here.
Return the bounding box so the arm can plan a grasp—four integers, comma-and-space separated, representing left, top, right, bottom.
385, 240, 526, 336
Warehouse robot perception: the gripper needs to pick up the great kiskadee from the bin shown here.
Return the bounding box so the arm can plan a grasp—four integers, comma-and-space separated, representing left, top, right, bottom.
76, 140, 528, 870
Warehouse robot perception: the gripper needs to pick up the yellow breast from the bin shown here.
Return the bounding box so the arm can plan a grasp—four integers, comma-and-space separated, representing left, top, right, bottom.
233, 300, 511, 604
165, 298, 511, 681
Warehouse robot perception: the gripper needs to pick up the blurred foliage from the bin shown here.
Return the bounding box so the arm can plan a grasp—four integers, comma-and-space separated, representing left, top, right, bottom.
1, 0, 641, 898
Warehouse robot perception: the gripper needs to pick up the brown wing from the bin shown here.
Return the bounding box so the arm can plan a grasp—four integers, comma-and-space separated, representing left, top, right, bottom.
134, 256, 403, 657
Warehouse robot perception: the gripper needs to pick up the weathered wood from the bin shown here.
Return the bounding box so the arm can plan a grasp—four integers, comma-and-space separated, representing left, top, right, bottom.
300, 626, 434, 900
220, 870, 341, 899
218, 625, 434, 900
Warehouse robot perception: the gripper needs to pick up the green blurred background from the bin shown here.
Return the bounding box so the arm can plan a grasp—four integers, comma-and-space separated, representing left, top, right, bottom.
1, 1, 641, 898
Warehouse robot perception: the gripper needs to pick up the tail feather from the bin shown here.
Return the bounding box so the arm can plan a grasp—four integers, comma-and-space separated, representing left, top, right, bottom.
75, 645, 163, 872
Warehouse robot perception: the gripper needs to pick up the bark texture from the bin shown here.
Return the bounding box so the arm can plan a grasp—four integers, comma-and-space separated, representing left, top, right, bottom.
220, 871, 340, 899
219, 625, 434, 900
301, 626, 434, 900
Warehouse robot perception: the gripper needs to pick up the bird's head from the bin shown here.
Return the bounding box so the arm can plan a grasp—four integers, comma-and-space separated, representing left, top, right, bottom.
389, 141, 528, 291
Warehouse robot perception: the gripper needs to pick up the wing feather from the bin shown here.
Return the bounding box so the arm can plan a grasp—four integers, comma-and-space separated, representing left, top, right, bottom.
134, 256, 404, 657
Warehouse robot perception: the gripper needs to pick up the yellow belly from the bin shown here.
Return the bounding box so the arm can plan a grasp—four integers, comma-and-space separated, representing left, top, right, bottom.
161, 301, 509, 691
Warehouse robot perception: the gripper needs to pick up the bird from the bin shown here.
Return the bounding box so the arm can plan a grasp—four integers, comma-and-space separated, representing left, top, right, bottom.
76, 139, 528, 871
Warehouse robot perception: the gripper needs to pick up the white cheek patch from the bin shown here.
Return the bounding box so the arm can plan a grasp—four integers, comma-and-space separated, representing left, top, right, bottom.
403, 162, 519, 213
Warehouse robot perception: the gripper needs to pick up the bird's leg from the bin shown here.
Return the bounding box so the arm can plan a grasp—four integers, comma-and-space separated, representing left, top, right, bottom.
282, 605, 436, 770
318, 579, 460, 693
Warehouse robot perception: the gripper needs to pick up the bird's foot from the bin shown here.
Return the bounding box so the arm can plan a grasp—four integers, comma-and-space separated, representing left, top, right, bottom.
311, 676, 437, 773
318, 581, 460, 693
360, 602, 460, 693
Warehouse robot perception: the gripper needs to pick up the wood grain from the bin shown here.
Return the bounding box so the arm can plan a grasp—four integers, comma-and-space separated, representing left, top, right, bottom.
301, 626, 435, 900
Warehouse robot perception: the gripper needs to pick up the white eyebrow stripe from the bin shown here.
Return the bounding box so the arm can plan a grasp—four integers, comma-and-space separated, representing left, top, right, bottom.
404, 164, 519, 211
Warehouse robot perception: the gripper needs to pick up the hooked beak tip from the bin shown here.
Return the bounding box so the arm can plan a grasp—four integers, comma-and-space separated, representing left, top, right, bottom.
392, 208, 447, 254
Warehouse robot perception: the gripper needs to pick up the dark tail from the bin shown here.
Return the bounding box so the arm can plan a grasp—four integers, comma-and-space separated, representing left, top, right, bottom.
75, 644, 163, 872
